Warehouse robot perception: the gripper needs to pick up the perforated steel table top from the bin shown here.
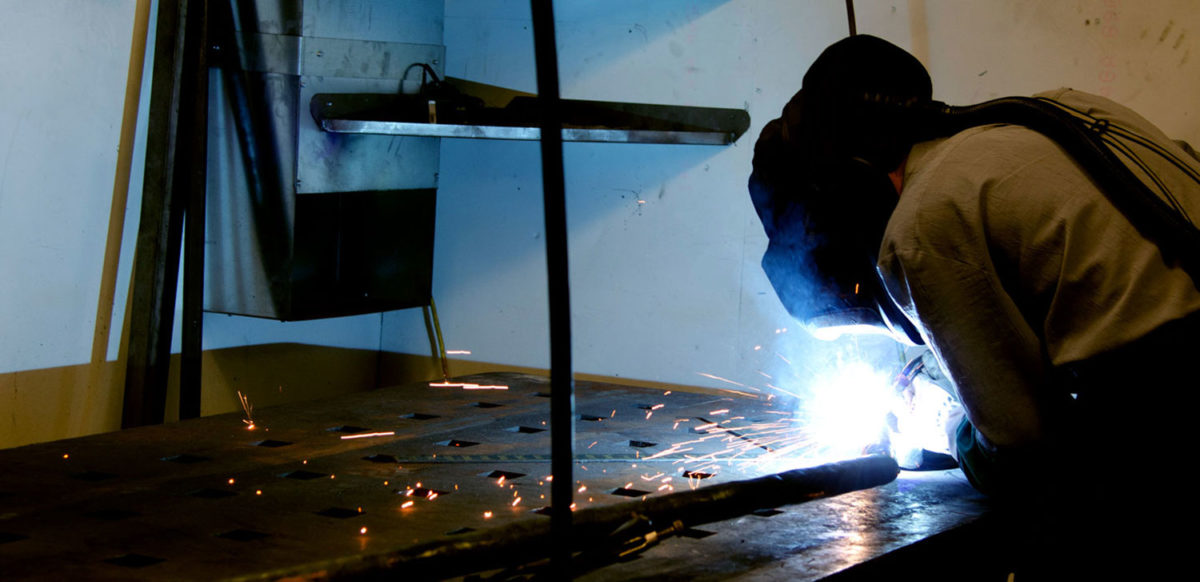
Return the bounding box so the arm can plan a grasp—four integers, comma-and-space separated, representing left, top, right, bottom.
0, 372, 987, 580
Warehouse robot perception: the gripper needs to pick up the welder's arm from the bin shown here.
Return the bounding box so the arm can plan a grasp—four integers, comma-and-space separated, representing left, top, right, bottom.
879, 247, 1072, 455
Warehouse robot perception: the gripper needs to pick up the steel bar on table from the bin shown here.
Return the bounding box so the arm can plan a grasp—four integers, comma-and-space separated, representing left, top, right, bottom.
529, 0, 576, 578
240, 456, 901, 581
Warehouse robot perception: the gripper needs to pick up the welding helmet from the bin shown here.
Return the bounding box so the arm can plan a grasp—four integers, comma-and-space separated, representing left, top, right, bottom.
753, 35, 1200, 344
750, 35, 932, 344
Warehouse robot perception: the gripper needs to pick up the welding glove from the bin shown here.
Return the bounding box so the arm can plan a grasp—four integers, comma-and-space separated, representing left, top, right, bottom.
886, 364, 963, 470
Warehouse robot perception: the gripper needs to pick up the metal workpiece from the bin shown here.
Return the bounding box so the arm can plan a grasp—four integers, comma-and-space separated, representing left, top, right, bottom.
0, 373, 987, 581
310, 90, 753, 145
204, 0, 443, 320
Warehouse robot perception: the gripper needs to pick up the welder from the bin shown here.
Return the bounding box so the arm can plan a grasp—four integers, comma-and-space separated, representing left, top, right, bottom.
750, 34, 1200, 502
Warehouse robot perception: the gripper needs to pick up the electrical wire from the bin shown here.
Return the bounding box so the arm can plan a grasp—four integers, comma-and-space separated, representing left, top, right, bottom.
1033, 96, 1200, 225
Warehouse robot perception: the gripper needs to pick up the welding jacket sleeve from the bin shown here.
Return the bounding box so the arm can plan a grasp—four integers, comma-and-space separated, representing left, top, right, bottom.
877, 89, 1200, 474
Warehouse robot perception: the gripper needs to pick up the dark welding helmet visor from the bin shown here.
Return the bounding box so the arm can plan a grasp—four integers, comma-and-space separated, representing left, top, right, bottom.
751, 156, 923, 346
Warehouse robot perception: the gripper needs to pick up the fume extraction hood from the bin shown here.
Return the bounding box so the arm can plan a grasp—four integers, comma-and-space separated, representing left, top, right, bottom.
205, 0, 748, 321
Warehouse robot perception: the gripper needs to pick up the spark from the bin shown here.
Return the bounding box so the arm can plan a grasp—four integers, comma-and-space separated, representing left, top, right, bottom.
663, 391, 672, 396
360, 527, 368, 535
401, 500, 414, 509
587, 441, 598, 449
256, 489, 262, 495
709, 409, 730, 416
62, 454, 69, 459
428, 381, 508, 390
578, 484, 587, 493
238, 391, 256, 430
696, 372, 748, 388
483, 511, 493, 519
512, 497, 522, 507
340, 431, 396, 440
446, 350, 472, 355
227, 478, 235, 485
427, 492, 438, 500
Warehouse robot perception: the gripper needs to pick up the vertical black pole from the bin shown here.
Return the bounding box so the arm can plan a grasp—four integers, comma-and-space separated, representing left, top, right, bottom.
180, 0, 210, 420
124, 0, 186, 428
845, 0, 858, 36
530, 0, 575, 577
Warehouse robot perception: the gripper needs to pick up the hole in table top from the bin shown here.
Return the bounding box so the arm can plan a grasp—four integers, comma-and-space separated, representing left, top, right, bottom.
316, 507, 365, 519
436, 439, 479, 448
327, 425, 371, 434
253, 439, 292, 448
610, 487, 652, 497
363, 453, 399, 463
161, 453, 211, 464
505, 426, 546, 434
402, 412, 439, 420
217, 529, 270, 542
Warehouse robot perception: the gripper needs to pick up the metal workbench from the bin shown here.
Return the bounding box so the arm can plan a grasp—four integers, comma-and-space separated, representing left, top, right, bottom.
0, 372, 994, 580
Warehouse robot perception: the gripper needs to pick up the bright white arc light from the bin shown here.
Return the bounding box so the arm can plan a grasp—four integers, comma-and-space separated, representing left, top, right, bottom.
804, 362, 895, 462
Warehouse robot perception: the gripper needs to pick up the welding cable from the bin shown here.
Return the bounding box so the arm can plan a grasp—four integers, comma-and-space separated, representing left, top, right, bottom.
400, 62, 442, 94
1036, 96, 1200, 186
1033, 96, 1199, 223
929, 96, 1200, 281
1102, 135, 1187, 220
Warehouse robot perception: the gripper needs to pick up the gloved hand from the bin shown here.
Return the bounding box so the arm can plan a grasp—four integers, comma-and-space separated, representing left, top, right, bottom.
879, 351, 964, 470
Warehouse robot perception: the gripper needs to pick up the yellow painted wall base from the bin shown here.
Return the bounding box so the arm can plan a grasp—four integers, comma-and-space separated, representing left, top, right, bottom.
1, 345, 732, 450
0, 343, 406, 450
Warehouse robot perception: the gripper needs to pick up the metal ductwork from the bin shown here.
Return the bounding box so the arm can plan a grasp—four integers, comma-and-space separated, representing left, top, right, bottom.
205, 0, 444, 320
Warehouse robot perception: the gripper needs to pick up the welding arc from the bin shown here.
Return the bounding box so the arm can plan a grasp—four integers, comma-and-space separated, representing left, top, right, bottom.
254, 455, 899, 581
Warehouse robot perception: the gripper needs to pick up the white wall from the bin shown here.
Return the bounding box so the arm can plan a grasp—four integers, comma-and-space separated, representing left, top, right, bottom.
4, 0, 1199, 444
382, 0, 1200, 395
0, 1, 139, 373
